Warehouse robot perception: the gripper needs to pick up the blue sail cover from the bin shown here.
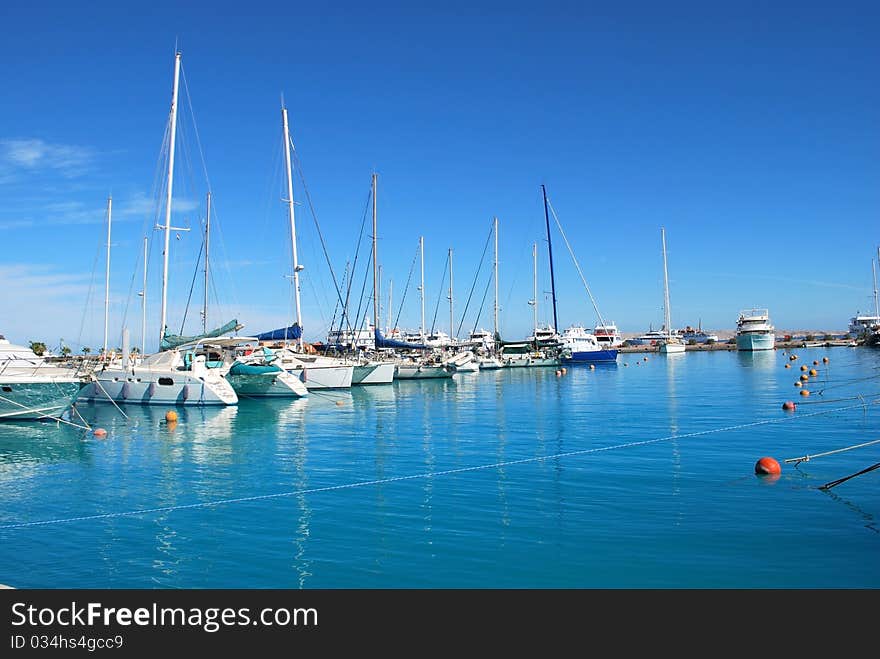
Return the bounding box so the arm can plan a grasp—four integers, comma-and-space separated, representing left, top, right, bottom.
255, 323, 302, 342
374, 328, 429, 351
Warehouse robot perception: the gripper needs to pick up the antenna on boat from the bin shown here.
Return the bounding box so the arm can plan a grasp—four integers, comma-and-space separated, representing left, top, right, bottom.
542, 184, 559, 335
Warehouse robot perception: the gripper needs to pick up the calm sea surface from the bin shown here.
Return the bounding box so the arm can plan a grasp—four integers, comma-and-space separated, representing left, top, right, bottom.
1, 347, 878, 588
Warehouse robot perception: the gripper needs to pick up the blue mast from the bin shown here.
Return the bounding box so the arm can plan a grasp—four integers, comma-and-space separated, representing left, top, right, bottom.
542, 184, 559, 334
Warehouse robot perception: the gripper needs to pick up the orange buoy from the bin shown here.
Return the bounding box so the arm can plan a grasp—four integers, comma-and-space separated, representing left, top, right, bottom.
784, 364, 791, 369
809, 368, 818, 376
782, 401, 797, 412
165, 410, 178, 423
789, 354, 798, 361
813, 360, 819, 366
755, 457, 782, 476
822, 357, 829, 363
561, 367, 567, 374
800, 374, 809, 381
335, 400, 344, 406
800, 389, 810, 396
800, 365, 808, 371
794, 380, 802, 387
93, 428, 108, 438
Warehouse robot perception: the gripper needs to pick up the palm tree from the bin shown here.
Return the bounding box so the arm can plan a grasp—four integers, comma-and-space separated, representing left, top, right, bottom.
82, 347, 92, 355
29, 341, 47, 356
61, 345, 72, 357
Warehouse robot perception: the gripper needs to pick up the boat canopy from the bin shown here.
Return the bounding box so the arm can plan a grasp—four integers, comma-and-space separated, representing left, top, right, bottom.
160, 319, 243, 351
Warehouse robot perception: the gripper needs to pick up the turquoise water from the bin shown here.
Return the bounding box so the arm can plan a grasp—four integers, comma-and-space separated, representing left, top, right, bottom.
1, 347, 878, 588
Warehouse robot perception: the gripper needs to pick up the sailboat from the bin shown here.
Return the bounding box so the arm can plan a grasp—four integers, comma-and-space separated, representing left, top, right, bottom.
261, 103, 354, 389
658, 227, 686, 354
370, 176, 451, 380
78, 52, 239, 407
540, 185, 617, 364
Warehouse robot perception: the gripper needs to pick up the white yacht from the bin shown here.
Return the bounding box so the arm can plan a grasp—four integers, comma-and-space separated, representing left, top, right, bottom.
593, 322, 624, 348
848, 313, 880, 339
78, 346, 239, 406
273, 347, 354, 389
0, 335, 91, 420
559, 325, 618, 363
735, 309, 776, 351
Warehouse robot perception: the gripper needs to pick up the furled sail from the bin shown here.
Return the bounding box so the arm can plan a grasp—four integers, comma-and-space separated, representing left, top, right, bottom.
160, 319, 243, 351
255, 323, 303, 342
374, 328, 429, 350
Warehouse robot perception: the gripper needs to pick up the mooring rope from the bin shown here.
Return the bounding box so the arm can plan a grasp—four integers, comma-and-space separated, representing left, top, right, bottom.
784, 438, 880, 465
2, 398, 876, 531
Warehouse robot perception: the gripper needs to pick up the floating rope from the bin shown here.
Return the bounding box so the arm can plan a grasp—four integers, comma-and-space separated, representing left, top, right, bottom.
2, 398, 876, 531
784, 438, 880, 465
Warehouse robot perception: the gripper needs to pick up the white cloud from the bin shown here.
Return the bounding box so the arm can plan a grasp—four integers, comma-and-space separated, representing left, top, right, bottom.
1, 139, 94, 178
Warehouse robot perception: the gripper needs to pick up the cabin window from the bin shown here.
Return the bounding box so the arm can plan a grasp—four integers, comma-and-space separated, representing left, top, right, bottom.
1, 386, 12, 392
158, 377, 174, 386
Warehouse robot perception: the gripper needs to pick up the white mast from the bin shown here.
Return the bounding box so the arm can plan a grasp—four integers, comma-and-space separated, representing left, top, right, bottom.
203, 191, 211, 333
140, 236, 147, 357
102, 195, 112, 360
448, 248, 454, 342
158, 51, 182, 349
371, 173, 379, 339
419, 236, 425, 339
387, 278, 393, 334
661, 226, 672, 336
493, 216, 499, 340
528, 242, 538, 337
873, 249, 879, 318
282, 105, 304, 350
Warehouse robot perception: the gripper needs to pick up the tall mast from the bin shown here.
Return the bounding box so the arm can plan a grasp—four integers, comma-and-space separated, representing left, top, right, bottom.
661, 226, 672, 335
203, 191, 211, 333
529, 242, 538, 337
282, 105, 304, 349
542, 184, 559, 334
448, 248, 454, 342
158, 51, 182, 349
103, 195, 112, 359
419, 236, 425, 338
493, 216, 499, 340
141, 236, 147, 357
873, 249, 879, 318
387, 278, 393, 334
372, 173, 379, 337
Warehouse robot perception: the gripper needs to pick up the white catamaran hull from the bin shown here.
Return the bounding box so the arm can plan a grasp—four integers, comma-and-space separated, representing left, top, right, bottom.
79, 367, 238, 406
352, 362, 395, 385
394, 364, 453, 379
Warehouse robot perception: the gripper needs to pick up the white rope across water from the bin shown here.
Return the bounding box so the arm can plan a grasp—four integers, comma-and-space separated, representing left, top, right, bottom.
1, 398, 877, 531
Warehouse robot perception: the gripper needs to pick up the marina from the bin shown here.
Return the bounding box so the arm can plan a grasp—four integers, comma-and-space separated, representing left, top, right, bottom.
2, 5, 879, 601
0, 346, 877, 588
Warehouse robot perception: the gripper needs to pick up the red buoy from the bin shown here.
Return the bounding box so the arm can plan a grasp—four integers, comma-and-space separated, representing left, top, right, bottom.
782, 401, 796, 412
755, 457, 781, 476
93, 428, 108, 438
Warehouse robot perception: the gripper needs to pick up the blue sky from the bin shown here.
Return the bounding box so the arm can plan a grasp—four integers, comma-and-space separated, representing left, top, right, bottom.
2, 1, 878, 351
